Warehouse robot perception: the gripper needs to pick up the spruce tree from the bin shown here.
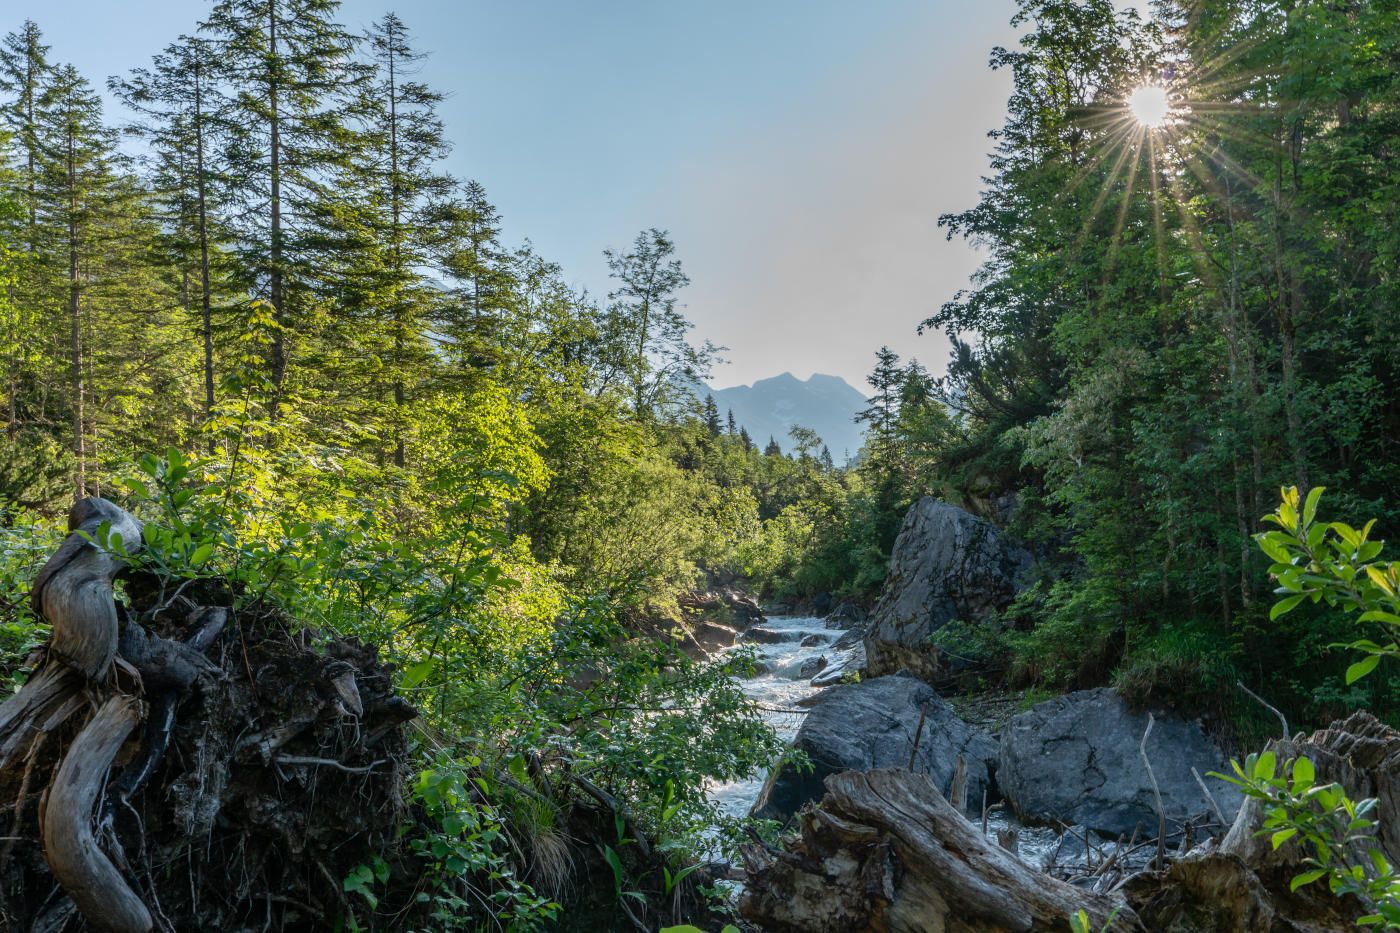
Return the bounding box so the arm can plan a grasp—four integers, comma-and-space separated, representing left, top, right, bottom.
702, 393, 721, 436
338, 12, 452, 465
200, 0, 365, 416
112, 36, 230, 432
0, 22, 51, 429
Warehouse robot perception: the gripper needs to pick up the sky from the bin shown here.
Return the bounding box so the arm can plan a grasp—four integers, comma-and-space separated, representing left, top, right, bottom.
26, 0, 1027, 391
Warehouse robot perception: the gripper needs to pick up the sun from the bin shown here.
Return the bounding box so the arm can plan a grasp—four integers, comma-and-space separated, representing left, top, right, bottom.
1127, 85, 1171, 128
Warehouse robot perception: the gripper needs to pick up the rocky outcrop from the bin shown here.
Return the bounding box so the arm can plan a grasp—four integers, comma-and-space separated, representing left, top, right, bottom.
998, 688, 1242, 837
750, 676, 995, 823
864, 498, 1030, 681
678, 588, 764, 630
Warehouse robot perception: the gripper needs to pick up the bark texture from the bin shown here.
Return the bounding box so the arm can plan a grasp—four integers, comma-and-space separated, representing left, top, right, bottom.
740, 768, 1136, 932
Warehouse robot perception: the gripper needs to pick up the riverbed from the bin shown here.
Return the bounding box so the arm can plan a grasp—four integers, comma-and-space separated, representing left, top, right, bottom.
708, 615, 1073, 872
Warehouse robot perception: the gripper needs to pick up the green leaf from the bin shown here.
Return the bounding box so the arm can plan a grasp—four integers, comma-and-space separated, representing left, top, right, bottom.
1271, 828, 1298, 849
401, 659, 434, 689
1292, 757, 1315, 792
1346, 654, 1381, 685
1290, 869, 1328, 892
1270, 594, 1305, 621
190, 543, 215, 567
1302, 487, 1324, 528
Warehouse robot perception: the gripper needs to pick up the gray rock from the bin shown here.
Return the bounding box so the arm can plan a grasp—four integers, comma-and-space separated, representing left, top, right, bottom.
740, 626, 803, 645
831, 628, 863, 651
798, 655, 828, 678
810, 643, 866, 687
751, 676, 996, 823
690, 620, 738, 653
998, 688, 1242, 838
799, 633, 827, 648
824, 602, 867, 630
864, 498, 1030, 681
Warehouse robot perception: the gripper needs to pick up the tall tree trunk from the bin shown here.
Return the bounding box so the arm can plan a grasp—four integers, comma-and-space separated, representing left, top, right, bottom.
267, 0, 286, 420
66, 126, 84, 498
388, 30, 406, 468
194, 60, 216, 446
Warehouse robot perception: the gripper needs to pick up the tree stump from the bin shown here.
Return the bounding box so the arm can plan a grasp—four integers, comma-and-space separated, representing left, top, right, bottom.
0, 498, 417, 931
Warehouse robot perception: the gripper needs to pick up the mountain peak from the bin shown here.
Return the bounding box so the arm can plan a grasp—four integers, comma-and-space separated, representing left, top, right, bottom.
706, 372, 866, 461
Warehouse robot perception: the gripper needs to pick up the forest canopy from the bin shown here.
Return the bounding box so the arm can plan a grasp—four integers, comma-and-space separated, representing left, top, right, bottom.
0, 0, 1399, 928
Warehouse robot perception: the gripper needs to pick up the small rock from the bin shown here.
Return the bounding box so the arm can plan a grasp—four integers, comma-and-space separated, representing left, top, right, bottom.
798, 656, 828, 678
740, 627, 803, 645
799, 633, 827, 648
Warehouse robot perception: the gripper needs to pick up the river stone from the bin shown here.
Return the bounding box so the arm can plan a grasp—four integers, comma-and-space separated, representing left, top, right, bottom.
798, 655, 827, 678
998, 688, 1242, 838
864, 498, 1030, 681
740, 626, 802, 645
751, 675, 996, 823
799, 633, 827, 648
810, 643, 865, 687
691, 620, 738, 653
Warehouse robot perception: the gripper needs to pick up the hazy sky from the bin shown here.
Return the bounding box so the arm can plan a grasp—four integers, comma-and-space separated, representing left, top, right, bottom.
28, 0, 1026, 390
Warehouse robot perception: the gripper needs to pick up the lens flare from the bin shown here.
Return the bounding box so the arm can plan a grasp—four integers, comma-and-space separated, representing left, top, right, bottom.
1128, 85, 1170, 127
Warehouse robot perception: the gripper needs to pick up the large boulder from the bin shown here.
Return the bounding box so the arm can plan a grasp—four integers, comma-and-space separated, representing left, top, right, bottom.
864, 498, 1030, 681
750, 675, 996, 823
998, 688, 1242, 837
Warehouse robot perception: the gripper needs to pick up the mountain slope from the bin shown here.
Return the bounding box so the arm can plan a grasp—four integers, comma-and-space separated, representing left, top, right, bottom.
707, 372, 867, 461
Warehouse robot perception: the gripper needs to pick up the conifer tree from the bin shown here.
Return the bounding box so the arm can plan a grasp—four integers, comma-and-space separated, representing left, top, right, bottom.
34, 66, 130, 492
703, 393, 721, 436
112, 36, 230, 430
726, 408, 736, 435
200, 0, 365, 416
0, 22, 51, 429
340, 12, 452, 465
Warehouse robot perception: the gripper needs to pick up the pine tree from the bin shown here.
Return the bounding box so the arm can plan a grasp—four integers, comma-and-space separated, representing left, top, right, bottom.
34, 66, 132, 492
112, 35, 230, 432
764, 435, 781, 457
820, 444, 834, 471
343, 12, 453, 465
702, 393, 721, 436
739, 426, 753, 452
200, 0, 365, 416
726, 408, 736, 435
0, 22, 51, 429
432, 179, 513, 372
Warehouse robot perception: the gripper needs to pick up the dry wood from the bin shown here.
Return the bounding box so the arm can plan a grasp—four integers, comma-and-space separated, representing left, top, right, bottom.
741, 768, 1138, 933
41, 694, 153, 933
33, 498, 143, 680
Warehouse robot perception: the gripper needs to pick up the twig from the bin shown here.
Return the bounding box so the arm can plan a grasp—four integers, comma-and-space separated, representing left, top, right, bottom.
907, 702, 930, 770
1191, 766, 1227, 828
273, 755, 386, 774
1236, 680, 1288, 739
1139, 713, 1167, 869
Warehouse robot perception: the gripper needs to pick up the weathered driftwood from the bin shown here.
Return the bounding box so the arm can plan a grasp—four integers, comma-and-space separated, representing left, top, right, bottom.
41, 695, 152, 933
32, 497, 143, 680
740, 768, 1137, 932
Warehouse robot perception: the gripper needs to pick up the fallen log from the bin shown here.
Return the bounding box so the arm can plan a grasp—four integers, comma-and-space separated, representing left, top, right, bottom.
740, 768, 1137, 932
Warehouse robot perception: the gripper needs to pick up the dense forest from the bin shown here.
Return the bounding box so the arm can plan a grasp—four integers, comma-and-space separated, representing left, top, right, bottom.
0, 0, 1398, 929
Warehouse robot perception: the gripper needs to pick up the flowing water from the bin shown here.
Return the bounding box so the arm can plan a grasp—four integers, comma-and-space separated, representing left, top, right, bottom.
707, 615, 1071, 871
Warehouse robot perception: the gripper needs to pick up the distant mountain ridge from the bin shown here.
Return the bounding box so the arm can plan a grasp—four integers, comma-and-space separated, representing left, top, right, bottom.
705, 372, 867, 462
